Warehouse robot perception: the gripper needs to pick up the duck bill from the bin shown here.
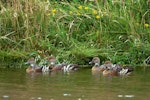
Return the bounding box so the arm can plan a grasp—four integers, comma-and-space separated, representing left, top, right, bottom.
25, 62, 29, 64
89, 61, 93, 64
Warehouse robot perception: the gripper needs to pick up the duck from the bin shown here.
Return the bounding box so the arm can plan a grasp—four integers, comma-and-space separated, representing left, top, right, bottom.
103, 63, 134, 76
25, 57, 43, 73
89, 57, 109, 72
99, 60, 122, 76
89, 57, 122, 76
89, 57, 134, 76
46, 55, 65, 71
45, 55, 57, 71
62, 64, 79, 72
118, 66, 134, 76
102, 66, 111, 76
46, 56, 79, 72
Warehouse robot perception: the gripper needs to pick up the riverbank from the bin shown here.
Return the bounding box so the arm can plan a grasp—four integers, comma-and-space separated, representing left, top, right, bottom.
0, 0, 150, 67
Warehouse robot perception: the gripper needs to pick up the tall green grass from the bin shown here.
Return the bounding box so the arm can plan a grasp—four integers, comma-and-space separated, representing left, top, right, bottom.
0, 0, 150, 67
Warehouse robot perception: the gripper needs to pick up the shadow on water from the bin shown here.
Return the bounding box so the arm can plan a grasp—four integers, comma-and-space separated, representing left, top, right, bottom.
0, 67, 150, 100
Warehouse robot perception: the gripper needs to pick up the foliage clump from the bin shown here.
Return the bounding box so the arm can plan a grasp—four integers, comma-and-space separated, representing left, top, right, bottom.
0, 0, 150, 67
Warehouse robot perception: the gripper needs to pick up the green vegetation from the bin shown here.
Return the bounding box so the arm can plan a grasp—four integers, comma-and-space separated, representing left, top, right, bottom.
0, 0, 150, 67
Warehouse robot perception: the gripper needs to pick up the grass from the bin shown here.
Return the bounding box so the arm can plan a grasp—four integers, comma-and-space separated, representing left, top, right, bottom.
0, 0, 150, 67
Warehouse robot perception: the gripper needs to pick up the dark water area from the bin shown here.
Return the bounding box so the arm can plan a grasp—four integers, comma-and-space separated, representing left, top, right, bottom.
0, 67, 150, 100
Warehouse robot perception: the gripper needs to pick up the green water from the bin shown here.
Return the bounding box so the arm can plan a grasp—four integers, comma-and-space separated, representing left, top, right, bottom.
0, 67, 150, 100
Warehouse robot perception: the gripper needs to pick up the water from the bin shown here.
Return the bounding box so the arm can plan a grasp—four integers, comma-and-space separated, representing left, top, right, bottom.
0, 67, 150, 100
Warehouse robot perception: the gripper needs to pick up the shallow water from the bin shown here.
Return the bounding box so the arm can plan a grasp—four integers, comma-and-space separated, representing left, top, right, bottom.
0, 67, 150, 100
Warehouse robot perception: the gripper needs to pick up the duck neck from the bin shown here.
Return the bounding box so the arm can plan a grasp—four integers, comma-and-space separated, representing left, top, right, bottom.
95, 63, 100, 67
30, 63, 37, 69
49, 61, 55, 67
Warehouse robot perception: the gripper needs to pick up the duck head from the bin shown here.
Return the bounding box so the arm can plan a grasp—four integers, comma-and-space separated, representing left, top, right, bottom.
104, 61, 112, 65
46, 55, 56, 66
89, 57, 100, 66
25, 57, 36, 68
